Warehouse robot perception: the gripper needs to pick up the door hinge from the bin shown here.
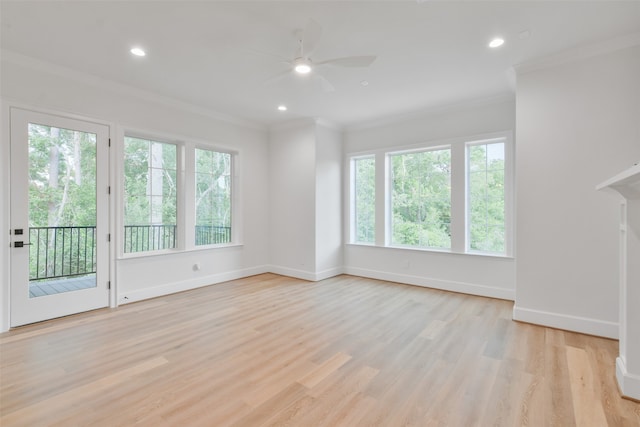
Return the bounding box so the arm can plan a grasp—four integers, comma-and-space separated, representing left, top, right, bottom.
107, 281, 111, 290
108, 138, 111, 147
108, 186, 111, 194
107, 234, 111, 242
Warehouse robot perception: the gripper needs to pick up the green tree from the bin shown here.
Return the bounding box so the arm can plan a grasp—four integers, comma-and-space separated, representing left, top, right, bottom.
28, 124, 97, 278
123, 137, 177, 252
468, 143, 505, 253
195, 148, 231, 245
354, 157, 375, 243
391, 149, 451, 249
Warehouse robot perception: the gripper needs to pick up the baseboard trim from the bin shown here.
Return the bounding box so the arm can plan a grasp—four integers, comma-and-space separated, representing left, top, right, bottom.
617, 357, 640, 401
118, 265, 270, 304
513, 305, 619, 339
344, 267, 515, 301
267, 265, 344, 282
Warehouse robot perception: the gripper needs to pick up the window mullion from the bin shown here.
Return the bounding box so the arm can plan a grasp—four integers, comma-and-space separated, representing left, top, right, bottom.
450, 143, 466, 253
182, 143, 195, 250
376, 152, 387, 246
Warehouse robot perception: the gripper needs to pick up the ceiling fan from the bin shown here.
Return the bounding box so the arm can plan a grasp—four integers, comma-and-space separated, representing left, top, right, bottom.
260, 19, 377, 92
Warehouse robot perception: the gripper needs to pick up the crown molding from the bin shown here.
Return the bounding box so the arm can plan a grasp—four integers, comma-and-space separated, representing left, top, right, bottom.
314, 118, 343, 132
345, 92, 515, 132
268, 117, 318, 133
515, 31, 640, 76
0, 49, 266, 132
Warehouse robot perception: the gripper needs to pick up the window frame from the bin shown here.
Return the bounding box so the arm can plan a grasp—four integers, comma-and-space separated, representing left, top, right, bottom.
347, 131, 513, 258
465, 137, 509, 255
117, 127, 240, 259
193, 144, 236, 249
386, 145, 453, 250
122, 133, 182, 256
350, 154, 376, 245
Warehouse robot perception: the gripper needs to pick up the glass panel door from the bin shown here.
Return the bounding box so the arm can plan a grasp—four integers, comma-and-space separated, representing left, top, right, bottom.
10, 109, 109, 326
27, 123, 98, 297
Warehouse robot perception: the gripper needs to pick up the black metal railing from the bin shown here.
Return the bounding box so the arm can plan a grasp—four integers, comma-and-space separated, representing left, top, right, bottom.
29, 226, 96, 281
28, 224, 232, 279
124, 224, 177, 253
195, 225, 231, 246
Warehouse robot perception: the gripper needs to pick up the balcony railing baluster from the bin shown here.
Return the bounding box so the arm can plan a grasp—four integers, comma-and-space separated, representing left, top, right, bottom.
123, 224, 178, 254
29, 226, 97, 282
29, 224, 232, 280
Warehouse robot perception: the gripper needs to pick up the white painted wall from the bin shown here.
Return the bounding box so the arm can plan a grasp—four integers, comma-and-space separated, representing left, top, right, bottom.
514, 45, 640, 338
0, 102, 10, 330
268, 121, 317, 278
0, 54, 270, 329
315, 122, 343, 277
268, 119, 344, 281
343, 97, 516, 300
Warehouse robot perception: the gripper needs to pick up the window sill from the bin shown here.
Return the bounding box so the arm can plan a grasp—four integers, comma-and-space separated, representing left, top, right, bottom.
345, 242, 514, 260
118, 243, 244, 261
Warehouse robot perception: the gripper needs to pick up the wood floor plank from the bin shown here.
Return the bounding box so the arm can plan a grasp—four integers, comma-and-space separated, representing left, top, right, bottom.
1, 273, 638, 426
566, 345, 609, 426
298, 352, 352, 389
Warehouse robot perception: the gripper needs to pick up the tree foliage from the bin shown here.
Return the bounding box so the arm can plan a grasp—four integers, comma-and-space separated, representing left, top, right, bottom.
195, 148, 232, 245
28, 124, 97, 227
123, 137, 177, 227
195, 149, 231, 227
28, 124, 98, 279
468, 143, 505, 253
354, 157, 375, 243
391, 149, 451, 249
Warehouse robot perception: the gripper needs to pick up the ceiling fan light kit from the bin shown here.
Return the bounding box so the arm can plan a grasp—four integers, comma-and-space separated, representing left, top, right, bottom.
293, 58, 312, 74
261, 18, 377, 91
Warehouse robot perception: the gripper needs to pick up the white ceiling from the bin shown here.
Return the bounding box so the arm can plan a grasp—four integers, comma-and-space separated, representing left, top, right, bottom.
2, 1, 639, 128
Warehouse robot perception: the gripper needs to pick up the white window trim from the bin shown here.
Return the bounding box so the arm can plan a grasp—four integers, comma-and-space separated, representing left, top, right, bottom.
346, 130, 514, 258
350, 154, 376, 244
116, 126, 241, 259
387, 144, 452, 250
192, 144, 238, 249
465, 136, 513, 256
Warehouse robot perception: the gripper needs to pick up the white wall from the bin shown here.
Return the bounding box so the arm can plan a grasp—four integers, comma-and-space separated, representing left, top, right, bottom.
315, 122, 343, 277
268, 121, 317, 278
343, 97, 516, 300
268, 119, 344, 281
0, 54, 270, 329
514, 45, 640, 338
0, 102, 10, 330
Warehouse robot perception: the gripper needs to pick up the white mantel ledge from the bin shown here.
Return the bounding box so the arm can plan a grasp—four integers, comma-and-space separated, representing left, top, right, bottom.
596, 162, 640, 199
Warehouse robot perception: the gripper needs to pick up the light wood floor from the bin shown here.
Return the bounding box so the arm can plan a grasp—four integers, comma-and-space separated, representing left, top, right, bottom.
1, 274, 638, 426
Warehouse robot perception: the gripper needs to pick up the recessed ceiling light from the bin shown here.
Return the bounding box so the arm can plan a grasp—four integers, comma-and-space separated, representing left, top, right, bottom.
489, 38, 505, 48
360, 80, 369, 87
277, 105, 287, 111
130, 47, 146, 57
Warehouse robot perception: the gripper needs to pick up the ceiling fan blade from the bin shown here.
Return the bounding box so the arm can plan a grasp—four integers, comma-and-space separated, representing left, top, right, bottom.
302, 18, 323, 56
313, 72, 335, 92
246, 48, 291, 65
261, 69, 292, 86
316, 55, 377, 68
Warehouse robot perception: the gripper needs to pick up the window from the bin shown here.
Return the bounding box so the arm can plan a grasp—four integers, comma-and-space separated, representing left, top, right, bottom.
353, 156, 375, 243
123, 137, 177, 253
390, 148, 451, 249
195, 148, 232, 245
348, 132, 511, 256
467, 140, 505, 253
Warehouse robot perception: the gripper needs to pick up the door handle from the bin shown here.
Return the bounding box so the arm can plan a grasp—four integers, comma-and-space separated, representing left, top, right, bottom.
13, 241, 32, 248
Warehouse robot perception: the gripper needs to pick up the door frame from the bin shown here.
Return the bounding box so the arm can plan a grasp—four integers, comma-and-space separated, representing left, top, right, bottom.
6, 105, 116, 328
